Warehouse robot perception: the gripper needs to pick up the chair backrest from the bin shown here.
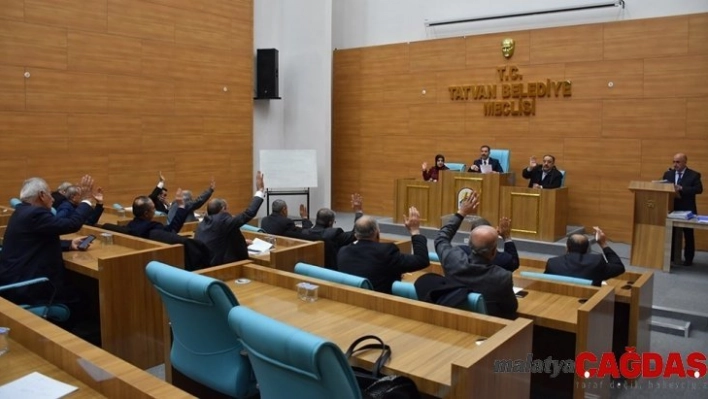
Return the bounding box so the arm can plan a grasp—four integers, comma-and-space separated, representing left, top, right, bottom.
240, 223, 265, 233
391, 281, 418, 300
559, 170, 566, 187
489, 149, 510, 172
294, 263, 373, 290
144, 261, 257, 398
428, 251, 440, 263
459, 292, 488, 314
0, 277, 71, 322
9, 198, 21, 209
445, 162, 466, 172
520, 271, 592, 286
112, 203, 124, 210
228, 306, 361, 399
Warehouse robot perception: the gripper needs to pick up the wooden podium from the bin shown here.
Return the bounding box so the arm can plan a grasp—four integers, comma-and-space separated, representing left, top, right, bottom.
500, 186, 569, 242
393, 178, 443, 227
628, 181, 675, 270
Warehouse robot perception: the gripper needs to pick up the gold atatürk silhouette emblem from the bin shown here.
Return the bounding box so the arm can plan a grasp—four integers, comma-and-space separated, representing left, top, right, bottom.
645, 199, 656, 209
501, 38, 515, 59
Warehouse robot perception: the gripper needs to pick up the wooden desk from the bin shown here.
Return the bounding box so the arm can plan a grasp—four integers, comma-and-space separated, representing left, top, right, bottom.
664, 218, 708, 271
0, 297, 193, 398
441, 171, 512, 227
61, 225, 184, 369
500, 186, 569, 242
194, 262, 533, 398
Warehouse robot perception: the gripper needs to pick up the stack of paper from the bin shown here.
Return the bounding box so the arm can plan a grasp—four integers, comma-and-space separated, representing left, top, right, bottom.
667, 211, 695, 220
247, 238, 273, 253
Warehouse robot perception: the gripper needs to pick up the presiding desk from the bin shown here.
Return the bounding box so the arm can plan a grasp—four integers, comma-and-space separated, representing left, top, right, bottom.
61, 225, 184, 369
189, 262, 534, 398
500, 186, 569, 242
0, 297, 193, 398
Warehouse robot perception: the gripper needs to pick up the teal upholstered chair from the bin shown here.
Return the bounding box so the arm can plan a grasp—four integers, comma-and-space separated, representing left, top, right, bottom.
145, 261, 257, 398
9, 198, 21, 209
520, 271, 592, 286
445, 162, 466, 172
489, 149, 510, 172
390, 281, 488, 314
228, 306, 361, 399
0, 277, 70, 322
241, 224, 266, 233
294, 262, 373, 290
112, 203, 124, 210
428, 251, 440, 262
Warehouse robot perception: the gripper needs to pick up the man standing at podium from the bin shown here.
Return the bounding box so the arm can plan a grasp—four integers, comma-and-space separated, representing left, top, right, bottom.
662, 153, 703, 266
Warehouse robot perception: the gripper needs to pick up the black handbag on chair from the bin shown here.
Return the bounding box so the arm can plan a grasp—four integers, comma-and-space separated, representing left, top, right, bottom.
345, 335, 421, 399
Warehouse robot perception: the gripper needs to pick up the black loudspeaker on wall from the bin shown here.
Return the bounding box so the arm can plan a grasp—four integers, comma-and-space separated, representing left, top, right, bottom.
256, 48, 280, 99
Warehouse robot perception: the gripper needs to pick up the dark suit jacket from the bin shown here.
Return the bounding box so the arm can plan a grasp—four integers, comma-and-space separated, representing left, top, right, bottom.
338, 235, 429, 293
194, 196, 264, 266
460, 240, 519, 272
469, 157, 504, 173
56, 201, 104, 226
260, 213, 313, 236
662, 168, 703, 213
149, 185, 169, 214
435, 213, 518, 319
127, 207, 188, 239
302, 211, 363, 251
0, 202, 93, 305
544, 247, 625, 286
522, 165, 563, 189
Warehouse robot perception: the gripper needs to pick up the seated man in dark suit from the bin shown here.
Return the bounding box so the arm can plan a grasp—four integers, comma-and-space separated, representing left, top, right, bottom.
303, 193, 364, 252
662, 152, 703, 266
148, 171, 171, 214
468, 145, 504, 173
459, 216, 519, 272
545, 227, 625, 286
195, 172, 265, 266
435, 191, 518, 319
260, 200, 312, 236
56, 185, 104, 226
338, 208, 429, 293
51, 181, 72, 210
127, 188, 188, 239
0, 176, 96, 317
167, 177, 215, 224
521, 154, 563, 189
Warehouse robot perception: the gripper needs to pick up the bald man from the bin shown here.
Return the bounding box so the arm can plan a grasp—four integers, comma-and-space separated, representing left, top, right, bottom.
662, 153, 703, 266
545, 227, 625, 286
338, 209, 429, 293
434, 191, 518, 319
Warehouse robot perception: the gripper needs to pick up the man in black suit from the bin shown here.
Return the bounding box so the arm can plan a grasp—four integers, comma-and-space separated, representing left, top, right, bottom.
0, 176, 96, 308
460, 216, 519, 272
338, 208, 429, 293
195, 172, 265, 266
127, 188, 188, 239
522, 154, 563, 189
260, 200, 312, 236
435, 191, 518, 319
303, 193, 364, 250
662, 152, 703, 266
148, 171, 171, 214
468, 145, 504, 173
545, 227, 625, 286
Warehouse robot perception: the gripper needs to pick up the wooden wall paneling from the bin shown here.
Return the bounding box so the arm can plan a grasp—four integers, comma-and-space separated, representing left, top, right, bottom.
141, 116, 204, 153
529, 100, 603, 138
382, 72, 437, 105
408, 103, 464, 140
26, 154, 110, 195
333, 49, 362, 105
24, 0, 107, 31
689, 14, 708, 55
465, 31, 531, 69
0, 0, 24, 20
360, 43, 408, 76
68, 114, 143, 154
26, 69, 109, 113
408, 37, 466, 73
565, 183, 601, 230
107, 75, 176, 115
644, 55, 708, 98
0, 20, 68, 70
107, 0, 176, 42
0, 111, 68, 153
687, 98, 708, 138
175, 81, 238, 116
603, 16, 688, 60
359, 73, 386, 104
599, 177, 636, 242
108, 153, 176, 206
565, 59, 644, 99
465, 102, 530, 141
530, 24, 603, 64
565, 138, 641, 177
203, 113, 251, 149
0, 157, 28, 201
141, 39, 176, 79
602, 98, 687, 139
173, 6, 233, 36
169, 44, 238, 83
0, 66, 25, 111
639, 139, 708, 181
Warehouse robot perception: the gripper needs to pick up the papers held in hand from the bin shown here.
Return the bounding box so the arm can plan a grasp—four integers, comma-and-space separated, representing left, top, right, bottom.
248, 238, 273, 253
480, 164, 493, 174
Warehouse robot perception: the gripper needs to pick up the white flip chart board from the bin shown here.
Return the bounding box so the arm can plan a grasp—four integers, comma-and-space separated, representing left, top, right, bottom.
260, 150, 318, 189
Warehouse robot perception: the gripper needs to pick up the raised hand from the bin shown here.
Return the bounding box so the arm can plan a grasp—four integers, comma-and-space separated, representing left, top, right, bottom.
255, 171, 264, 191
529, 156, 537, 170
351, 193, 363, 213
159, 171, 166, 183
79, 175, 95, 200
403, 206, 421, 235
593, 226, 607, 248
93, 187, 104, 204
210, 177, 216, 190
174, 188, 184, 207
421, 162, 428, 171
497, 217, 511, 240
299, 204, 308, 218
458, 190, 479, 216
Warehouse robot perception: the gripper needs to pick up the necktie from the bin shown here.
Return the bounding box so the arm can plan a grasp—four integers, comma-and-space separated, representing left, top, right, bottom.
676, 171, 683, 184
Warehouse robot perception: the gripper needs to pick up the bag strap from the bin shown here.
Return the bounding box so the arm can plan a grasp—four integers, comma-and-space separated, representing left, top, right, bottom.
345, 335, 392, 376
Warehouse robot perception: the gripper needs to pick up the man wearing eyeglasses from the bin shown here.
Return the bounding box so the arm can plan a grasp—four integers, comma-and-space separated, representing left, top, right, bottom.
662, 153, 703, 266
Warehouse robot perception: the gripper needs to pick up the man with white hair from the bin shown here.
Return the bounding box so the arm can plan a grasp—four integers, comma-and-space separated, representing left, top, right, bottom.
0, 176, 96, 309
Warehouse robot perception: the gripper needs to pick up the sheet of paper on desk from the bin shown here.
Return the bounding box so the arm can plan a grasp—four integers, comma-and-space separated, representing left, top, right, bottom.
513, 286, 524, 294
247, 238, 272, 253
0, 371, 78, 399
